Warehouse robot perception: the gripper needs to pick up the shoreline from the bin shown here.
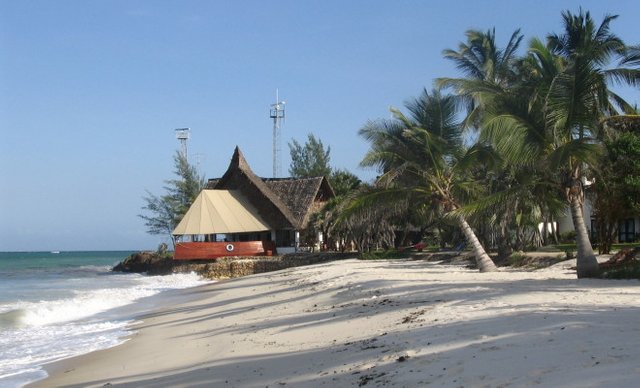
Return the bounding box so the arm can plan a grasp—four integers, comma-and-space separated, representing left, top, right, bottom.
33, 258, 640, 387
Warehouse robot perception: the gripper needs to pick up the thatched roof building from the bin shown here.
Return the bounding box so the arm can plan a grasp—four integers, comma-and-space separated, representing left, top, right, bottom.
173, 147, 335, 258
206, 147, 334, 231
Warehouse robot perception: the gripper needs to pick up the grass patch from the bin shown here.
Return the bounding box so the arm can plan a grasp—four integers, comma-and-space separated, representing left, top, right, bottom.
611, 243, 640, 250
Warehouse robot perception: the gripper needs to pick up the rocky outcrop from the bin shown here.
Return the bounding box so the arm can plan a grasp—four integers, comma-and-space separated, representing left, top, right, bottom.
112, 251, 355, 279
112, 251, 174, 274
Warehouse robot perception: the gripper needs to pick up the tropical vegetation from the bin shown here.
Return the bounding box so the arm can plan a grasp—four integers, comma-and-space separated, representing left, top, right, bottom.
139, 151, 205, 248
339, 8, 638, 277
288, 133, 332, 178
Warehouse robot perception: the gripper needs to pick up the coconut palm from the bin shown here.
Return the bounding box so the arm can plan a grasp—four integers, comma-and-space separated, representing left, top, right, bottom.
467, 44, 570, 254
357, 89, 498, 272
543, 9, 639, 277
438, 28, 523, 128
474, 9, 639, 277
438, 27, 530, 259
477, 40, 603, 277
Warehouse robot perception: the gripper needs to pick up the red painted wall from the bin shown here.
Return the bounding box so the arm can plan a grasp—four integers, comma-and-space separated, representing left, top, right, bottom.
174, 241, 277, 260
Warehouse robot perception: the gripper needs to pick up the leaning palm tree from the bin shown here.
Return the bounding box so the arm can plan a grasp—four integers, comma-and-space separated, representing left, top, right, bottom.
438, 27, 528, 259
470, 43, 574, 255
357, 89, 498, 272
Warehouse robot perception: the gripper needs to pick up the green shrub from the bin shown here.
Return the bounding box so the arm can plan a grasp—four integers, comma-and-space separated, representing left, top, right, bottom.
600, 262, 640, 280
508, 252, 527, 267
558, 231, 576, 244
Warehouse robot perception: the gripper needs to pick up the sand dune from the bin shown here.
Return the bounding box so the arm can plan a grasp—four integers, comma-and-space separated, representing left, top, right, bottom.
35, 258, 640, 387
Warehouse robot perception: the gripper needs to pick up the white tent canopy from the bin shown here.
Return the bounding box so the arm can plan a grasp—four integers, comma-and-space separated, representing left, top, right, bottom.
172, 190, 271, 235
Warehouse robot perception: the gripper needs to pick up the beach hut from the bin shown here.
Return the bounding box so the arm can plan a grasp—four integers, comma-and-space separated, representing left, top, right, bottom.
172, 147, 334, 259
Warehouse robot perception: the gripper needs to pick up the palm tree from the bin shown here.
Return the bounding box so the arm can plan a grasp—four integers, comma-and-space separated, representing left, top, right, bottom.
467, 43, 572, 255
544, 9, 639, 277
474, 9, 638, 278
476, 39, 602, 277
438, 27, 529, 259
358, 89, 498, 272
438, 28, 523, 128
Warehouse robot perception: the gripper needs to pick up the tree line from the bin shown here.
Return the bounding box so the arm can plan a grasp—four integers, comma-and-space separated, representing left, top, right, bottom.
298, 9, 640, 278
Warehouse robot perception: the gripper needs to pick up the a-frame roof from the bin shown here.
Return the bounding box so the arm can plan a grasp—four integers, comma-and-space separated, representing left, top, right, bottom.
173, 190, 270, 235
210, 147, 299, 229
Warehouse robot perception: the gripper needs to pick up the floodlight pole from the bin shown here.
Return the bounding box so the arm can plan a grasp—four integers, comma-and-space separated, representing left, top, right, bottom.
175, 128, 190, 160
269, 90, 285, 178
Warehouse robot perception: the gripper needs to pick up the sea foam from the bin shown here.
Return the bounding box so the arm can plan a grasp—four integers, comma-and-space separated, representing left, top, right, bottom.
0, 270, 210, 387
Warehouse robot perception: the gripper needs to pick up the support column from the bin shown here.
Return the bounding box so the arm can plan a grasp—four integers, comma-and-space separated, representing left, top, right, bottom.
317, 231, 324, 251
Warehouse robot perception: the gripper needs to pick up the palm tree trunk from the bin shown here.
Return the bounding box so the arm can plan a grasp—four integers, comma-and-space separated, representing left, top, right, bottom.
458, 215, 498, 272
569, 196, 600, 278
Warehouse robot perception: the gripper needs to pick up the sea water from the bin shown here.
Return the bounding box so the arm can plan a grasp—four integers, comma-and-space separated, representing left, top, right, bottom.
0, 251, 210, 387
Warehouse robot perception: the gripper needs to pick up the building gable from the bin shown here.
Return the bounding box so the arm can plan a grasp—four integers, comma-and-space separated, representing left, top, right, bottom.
209, 147, 300, 229
207, 147, 335, 230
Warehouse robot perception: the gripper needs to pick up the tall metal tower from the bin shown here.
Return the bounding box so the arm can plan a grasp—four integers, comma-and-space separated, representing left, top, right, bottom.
269, 90, 285, 178
175, 128, 190, 160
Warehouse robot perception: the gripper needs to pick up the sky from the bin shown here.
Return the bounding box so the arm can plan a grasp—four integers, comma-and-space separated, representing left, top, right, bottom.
1, 0, 638, 252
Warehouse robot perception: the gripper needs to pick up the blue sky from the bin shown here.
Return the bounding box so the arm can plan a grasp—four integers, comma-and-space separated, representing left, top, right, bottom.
1, 0, 638, 251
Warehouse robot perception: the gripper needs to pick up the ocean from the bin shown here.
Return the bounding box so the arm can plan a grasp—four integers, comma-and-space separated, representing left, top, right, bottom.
0, 251, 210, 387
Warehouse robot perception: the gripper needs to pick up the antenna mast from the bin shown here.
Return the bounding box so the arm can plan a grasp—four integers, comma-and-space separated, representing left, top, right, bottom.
269, 90, 285, 178
175, 128, 190, 160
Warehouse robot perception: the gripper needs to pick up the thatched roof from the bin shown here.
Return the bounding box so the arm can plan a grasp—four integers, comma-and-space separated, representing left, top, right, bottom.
602, 115, 640, 133
264, 177, 334, 229
207, 147, 334, 230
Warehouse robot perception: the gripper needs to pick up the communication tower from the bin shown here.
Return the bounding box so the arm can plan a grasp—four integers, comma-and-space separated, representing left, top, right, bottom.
175, 128, 190, 159
269, 90, 285, 178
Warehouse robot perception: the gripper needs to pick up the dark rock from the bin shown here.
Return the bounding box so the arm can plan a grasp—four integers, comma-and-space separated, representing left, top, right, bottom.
112, 251, 174, 275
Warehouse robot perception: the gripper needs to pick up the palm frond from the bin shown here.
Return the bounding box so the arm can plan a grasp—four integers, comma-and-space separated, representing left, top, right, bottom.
604, 68, 640, 89
620, 45, 640, 67
338, 186, 429, 223
547, 138, 602, 169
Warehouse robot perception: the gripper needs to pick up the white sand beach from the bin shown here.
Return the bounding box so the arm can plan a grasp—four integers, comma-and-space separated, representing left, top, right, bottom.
34, 258, 640, 387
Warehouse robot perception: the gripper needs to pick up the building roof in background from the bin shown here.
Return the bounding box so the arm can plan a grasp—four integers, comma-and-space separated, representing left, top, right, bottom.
263, 177, 334, 228
602, 115, 640, 133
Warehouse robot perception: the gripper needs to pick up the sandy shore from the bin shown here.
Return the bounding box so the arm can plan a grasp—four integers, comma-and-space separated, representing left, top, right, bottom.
34, 258, 640, 387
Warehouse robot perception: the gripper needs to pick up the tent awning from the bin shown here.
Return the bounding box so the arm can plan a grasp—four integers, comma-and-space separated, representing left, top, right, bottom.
172, 190, 271, 235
